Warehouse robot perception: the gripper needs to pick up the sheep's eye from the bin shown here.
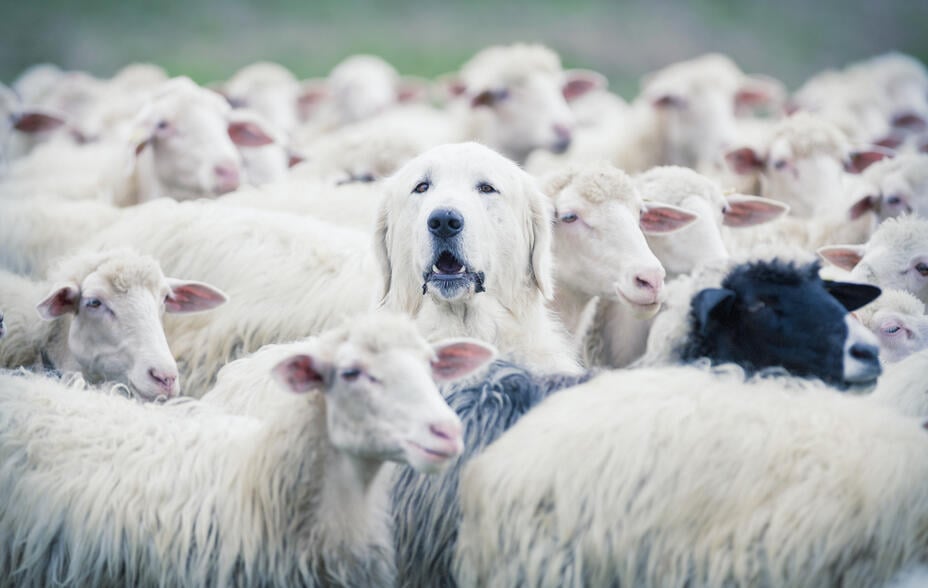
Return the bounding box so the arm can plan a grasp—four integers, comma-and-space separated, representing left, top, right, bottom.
773, 159, 788, 170
340, 368, 362, 381
477, 182, 498, 194
886, 195, 902, 206
156, 120, 170, 130
84, 298, 103, 309
747, 300, 766, 313
355, 173, 376, 183
882, 324, 902, 335
412, 181, 430, 194
560, 213, 578, 224
916, 263, 928, 276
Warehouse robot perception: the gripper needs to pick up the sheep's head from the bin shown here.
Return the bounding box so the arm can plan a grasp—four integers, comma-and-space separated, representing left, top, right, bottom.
36, 250, 227, 401
682, 259, 882, 389
272, 313, 496, 473
855, 288, 928, 363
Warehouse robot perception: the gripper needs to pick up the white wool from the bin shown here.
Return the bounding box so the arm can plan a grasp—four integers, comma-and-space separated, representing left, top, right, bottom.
454, 364, 928, 588
848, 216, 928, 304
222, 61, 300, 134
0, 311, 457, 587
871, 348, 928, 418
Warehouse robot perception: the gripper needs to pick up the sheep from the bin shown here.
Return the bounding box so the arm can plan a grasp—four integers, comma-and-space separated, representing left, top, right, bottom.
0, 249, 226, 400
219, 61, 302, 136
0, 77, 276, 205
633, 257, 882, 391
855, 288, 928, 363
391, 360, 594, 588
453, 363, 928, 588
68, 142, 579, 395
0, 312, 493, 587
870, 347, 928, 419
848, 153, 928, 221
0, 82, 69, 163
819, 215, 928, 304
539, 163, 698, 338
583, 166, 788, 368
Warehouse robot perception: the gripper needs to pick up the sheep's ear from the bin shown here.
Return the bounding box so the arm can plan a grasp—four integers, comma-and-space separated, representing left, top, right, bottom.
12, 110, 66, 134
823, 281, 881, 312
723, 194, 789, 227
164, 279, 228, 313
848, 194, 880, 220
228, 121, 274, 147
562, 69, 607, 102
296, 79, 328, 121
288, 150, 306, 168
651, 94, 685, 109
735, 74, 785, 113
818, 245, 866, 272
431, 338, 497, 382
372, 199, 393, 304
640, 203, 698, 234
692, 287, 735, 336
845, 147, 894, 173
272, 353, 331, 394
726, 147, 766, 175
526, 181, 556, 300
36, 283, 80, 320
891, 112, 926, 132
397, 76, 430, 103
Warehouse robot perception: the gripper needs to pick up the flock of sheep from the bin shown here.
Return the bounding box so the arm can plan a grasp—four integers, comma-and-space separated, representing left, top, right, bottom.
0, 43, 927, 587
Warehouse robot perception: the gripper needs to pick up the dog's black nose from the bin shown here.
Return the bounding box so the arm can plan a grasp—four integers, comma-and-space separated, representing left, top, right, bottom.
428, 208, 465, 238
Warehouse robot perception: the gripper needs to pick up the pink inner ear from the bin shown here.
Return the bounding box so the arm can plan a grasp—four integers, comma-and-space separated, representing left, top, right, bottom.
818, 247, 864, 272
36, 285, 79, 320
134, 138, 151, 156
652, 94, 684, 109
845, 149, 892, 174
288, 152, 306, 168
723, 196, 789, 227
13, 111, 66, 134
848, 195, 879, 220
272, 355, 325, 394
640, 206, 698, 234
725, 147, 766, 175
431, 341, 496, 382
228, 122, 275, 147
165, 281, 227, 313
562, 74, 602, 102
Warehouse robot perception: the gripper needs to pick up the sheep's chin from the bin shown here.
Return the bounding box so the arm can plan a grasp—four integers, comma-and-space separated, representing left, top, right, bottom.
402, 439, 460, 474
617, 292, 663, 319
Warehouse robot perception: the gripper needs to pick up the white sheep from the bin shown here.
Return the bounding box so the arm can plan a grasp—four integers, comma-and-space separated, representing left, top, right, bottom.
0, 77, 276, 205
819, 215, 928, 304
870, 347, 928, 419
0, 248, 226, 400
585, 166, 788, 367
220, 61, 302, 135
454, 363, 928, 588
849, 153, 928, 221
0, 312, 492, 586
855, 288, 928, 363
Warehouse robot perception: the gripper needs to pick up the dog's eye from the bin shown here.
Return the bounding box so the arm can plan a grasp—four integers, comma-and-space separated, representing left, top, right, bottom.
916, 262, 928, 277
412, 181, 430, 194
476, 182, 498, 194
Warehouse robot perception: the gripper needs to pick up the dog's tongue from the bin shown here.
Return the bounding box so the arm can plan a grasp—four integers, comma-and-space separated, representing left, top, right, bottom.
435, 251, 464, 274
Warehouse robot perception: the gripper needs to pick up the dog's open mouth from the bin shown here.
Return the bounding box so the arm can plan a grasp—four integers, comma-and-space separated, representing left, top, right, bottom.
422, 251, 486, 298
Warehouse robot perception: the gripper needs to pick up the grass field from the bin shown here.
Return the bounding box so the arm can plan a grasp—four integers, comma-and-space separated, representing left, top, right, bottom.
2, 0, 927, 99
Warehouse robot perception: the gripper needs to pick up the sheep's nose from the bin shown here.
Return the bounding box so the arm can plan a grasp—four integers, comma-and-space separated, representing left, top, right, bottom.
429, 420, 463, 442
149, 368, 178, 396
634, 268, 664, 298
214, 164, 241, 194
428, 208, 465, 238
849, 342, 879, 364
552, 124, 572, 154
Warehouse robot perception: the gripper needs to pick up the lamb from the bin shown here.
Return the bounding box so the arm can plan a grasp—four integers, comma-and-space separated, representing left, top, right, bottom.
0, 312, 491, 587
854, 288, 928, 363
0, 77, 275, 205
819, 215, 928, 304
391, 360, 594, 588
453, 363, 928, 588
0, 249, 226, 400
68, 142, 579, 395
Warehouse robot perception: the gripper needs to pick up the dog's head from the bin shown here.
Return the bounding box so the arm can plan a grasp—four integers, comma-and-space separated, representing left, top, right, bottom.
374, 142, 554, 314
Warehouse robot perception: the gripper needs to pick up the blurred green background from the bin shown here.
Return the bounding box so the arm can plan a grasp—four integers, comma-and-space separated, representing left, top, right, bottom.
2, 0, 927, 98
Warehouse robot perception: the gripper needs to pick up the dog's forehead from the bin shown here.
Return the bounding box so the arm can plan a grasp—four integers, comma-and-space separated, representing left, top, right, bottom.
399, 143, 523, 188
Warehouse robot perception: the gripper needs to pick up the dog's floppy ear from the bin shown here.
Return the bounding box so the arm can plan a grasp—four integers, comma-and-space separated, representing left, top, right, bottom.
525, 176, 556, 300
372, 198, 392, 305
